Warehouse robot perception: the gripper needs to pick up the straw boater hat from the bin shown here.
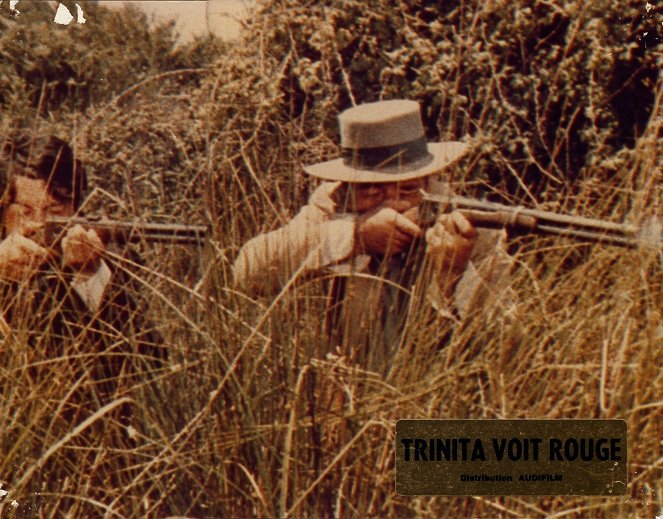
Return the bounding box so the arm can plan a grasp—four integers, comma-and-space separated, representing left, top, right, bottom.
304, 99, 468, 183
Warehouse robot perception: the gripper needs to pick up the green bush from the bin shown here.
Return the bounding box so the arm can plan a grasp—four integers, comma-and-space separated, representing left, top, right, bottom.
0, 1, 222, 117
1, 2, 224, 221
207, 0, 661, 207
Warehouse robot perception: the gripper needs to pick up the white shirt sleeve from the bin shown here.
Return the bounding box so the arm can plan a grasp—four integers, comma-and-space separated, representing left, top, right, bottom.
71, 260, 112, 312
233, 182, 357, 294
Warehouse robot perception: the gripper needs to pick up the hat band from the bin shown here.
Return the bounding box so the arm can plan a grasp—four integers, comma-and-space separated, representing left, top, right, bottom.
341, 136, 429, 171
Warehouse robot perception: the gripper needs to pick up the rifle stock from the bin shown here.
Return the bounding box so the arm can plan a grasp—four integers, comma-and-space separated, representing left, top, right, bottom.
422, 192, 661, 249
45, 217, 208, 246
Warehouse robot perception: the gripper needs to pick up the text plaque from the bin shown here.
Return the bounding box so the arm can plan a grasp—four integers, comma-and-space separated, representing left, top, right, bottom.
396, 419, 627, 495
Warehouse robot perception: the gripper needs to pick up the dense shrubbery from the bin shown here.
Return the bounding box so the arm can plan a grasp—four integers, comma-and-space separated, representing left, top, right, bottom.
208, 0, 660, 210
1, 1, 223, 223
0, 1, 222, 116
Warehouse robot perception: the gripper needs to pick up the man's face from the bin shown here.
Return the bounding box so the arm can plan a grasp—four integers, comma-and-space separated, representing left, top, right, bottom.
349, 177, 428, 214
3, 176, 74, 243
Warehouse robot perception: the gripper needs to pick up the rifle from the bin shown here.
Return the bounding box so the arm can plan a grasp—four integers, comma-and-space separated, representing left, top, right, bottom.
422, 193, 662, 249
45, 217, 208, 246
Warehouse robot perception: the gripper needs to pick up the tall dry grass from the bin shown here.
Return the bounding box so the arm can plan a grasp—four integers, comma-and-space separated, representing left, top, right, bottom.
192, 90, 662, 518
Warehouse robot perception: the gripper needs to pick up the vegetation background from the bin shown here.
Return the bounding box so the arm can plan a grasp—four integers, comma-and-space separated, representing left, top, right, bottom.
0, 0, 660, 516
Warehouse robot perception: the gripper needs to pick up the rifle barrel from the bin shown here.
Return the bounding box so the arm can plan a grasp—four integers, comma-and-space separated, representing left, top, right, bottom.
423, 193, 660, 249
46, 217, 207, 245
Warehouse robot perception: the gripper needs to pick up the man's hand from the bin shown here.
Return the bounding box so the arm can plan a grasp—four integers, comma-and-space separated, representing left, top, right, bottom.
356, 206, 423, 256
0, 233, 49, 281
425, 211, 477, 274
61, 225, 105, 273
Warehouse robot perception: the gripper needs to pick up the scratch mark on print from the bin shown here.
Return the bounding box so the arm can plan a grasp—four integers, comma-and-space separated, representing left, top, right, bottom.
54, 3, 87, 25
2, 1, 88, 24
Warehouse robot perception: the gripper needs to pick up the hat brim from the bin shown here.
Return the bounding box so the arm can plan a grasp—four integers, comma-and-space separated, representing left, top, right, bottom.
303, 141, 468, 183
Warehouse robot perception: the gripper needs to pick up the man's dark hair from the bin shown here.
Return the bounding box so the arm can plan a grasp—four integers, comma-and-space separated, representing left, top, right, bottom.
0, 131, 87, 209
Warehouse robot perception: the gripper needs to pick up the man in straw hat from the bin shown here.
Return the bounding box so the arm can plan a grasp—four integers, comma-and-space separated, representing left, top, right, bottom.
233, 100, 512, 372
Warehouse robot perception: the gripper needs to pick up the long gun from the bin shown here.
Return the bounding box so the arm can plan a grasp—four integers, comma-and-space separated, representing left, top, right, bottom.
422, 193, 661, 249
45, 217, 208, 246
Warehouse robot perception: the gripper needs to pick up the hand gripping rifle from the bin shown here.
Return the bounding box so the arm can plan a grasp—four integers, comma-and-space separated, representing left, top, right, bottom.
422, 193, 662, 249
45, 217, 208, 246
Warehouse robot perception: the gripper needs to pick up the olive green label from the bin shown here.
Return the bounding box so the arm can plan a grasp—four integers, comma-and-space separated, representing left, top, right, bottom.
396, 420, 627, 495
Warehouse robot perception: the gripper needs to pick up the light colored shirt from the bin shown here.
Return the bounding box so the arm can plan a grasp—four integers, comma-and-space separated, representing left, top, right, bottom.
233, 180, 513, 315
71, 260, 112, 312
233, 180, 516, 373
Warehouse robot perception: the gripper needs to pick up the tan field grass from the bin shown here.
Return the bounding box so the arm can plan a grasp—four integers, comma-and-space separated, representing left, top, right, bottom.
0, 99, 660, 519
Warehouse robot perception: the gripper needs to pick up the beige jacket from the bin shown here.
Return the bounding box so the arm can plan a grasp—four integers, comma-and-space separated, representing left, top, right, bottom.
233, 181, 513, 368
